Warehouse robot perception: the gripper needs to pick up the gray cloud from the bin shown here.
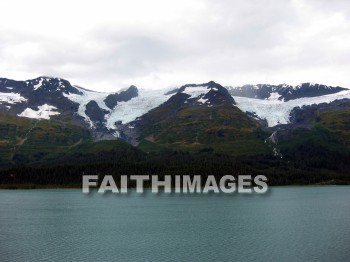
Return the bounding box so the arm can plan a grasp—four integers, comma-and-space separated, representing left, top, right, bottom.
0, 0, 349, 91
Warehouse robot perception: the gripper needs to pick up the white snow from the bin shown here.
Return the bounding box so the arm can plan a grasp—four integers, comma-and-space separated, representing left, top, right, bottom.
63, 87, 111, 128
234, 89, 350, 127
0, 92, 27, 104
6, 87, 13, 90
106, 89, 171, 129
197, 97, 209, 104
181, 85, 209, 98
180, 85, 218, 105
112, 131, 120, 138
229, 82, 334, 92
104, 85, 218, 129
18, 104, 60, 120
267, 92, 282, 101
56, 79, 68, 91
33, 78, 44, 90
64, 86, 171, 129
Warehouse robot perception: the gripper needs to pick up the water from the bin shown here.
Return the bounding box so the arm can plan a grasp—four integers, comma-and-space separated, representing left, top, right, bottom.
0, 186, 349, 262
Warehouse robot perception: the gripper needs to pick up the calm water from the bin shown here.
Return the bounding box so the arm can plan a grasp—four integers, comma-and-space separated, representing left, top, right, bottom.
0, 187, 349, 262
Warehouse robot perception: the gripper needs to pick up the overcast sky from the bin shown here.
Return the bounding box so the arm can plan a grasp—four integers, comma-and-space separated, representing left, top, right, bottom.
0, 0, 349, 91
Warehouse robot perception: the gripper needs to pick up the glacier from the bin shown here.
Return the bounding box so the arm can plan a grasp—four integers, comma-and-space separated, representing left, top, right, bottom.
234, 89, 350, 127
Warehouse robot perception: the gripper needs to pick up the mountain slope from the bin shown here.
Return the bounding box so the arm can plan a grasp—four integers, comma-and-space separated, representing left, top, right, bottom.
2, 77, 350, 186
0, 112, 91, 165
261, 99, 350, 171
0, 76, 171, 138
119, 81, 269, 154
2, 75, 350, 157
233, 89, 350, 127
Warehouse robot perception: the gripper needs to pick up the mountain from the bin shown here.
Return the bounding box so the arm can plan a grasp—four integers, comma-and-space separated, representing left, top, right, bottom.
233, 86, 350, 127
0, 76, 80, 117
1, 76, 350, 186
104, 85, 138, 109
0, 76, 171, 139
227, 83, 347, 102
116, 81, 268, 154
2, 76, 349, 135
0, 77, 349, 151
0, 112, 91, 165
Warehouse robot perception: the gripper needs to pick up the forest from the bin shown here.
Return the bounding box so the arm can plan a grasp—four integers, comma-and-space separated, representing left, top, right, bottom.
1, 144, 349, 188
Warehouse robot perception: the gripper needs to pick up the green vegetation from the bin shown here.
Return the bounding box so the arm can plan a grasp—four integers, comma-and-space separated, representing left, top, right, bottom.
1, 106, 350, 188
138, 105, 270, 155
314, 109, 350, 148
0, 113, 90, 165
278, 108, 350, 170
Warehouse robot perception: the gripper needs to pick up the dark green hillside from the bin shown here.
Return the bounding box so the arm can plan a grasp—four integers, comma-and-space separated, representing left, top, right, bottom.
315, 109, 350, 148
0, 113, 90, 165
2, 89, 350, 187
277, 108, 350, 172
138, 104, 269, 155
127, 83, 271, 155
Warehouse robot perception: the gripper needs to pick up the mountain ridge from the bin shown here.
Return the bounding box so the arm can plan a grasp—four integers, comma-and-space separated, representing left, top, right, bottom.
1, 76, 350, 186
227, 82, 348, 102
1, 76, 350, 143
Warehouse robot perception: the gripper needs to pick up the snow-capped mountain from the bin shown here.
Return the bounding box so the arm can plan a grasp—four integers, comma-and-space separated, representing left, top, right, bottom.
0, 77, 236, 135
0, 76, 172, 137
227, 83, 346, 102
2, 75, 350, 171
1, 76, 350, 139
3, 76, 350, 185
0, 77, 81, 117
181, 81, 235, 104
234, 89, 350, 127
62, 84, 171, 133
226, 83, 350, 127
117, 81, 245, 146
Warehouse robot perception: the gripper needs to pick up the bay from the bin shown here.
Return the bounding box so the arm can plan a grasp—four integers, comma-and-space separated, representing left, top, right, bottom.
0, 186, 349, 261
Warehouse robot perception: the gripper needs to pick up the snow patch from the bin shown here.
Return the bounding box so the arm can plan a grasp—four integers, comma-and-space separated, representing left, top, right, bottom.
112, 131, 120, 138
18, 104, 60, 120
181, 85, 209, 98
267, 92, 281, 101
0, 92, 27, 104
33, 78, 44, 90
198, 97, 208, 104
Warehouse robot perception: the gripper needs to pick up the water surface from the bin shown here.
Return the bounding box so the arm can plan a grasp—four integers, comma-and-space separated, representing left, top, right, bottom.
0, 186, 349, 261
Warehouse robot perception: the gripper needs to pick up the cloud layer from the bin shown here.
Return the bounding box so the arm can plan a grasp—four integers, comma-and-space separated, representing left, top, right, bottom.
1, 0, 350, 91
